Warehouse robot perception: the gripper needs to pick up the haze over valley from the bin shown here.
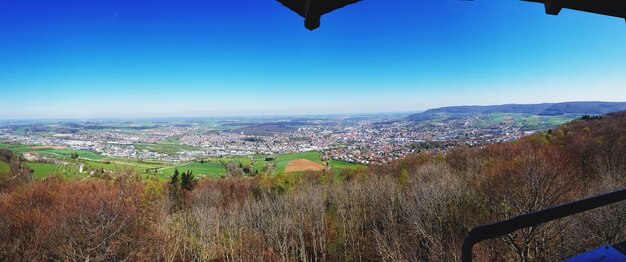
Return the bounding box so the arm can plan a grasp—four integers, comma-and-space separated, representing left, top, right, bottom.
0, 101, 621, 179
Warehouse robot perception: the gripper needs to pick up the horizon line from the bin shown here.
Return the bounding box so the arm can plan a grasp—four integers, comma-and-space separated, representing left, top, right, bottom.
1, 100, 624, 122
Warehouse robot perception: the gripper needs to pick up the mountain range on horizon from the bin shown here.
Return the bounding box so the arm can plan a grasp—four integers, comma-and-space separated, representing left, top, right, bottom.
407, 101, 626, 121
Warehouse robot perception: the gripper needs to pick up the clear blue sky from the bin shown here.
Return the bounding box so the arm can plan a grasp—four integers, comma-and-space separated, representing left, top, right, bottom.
1, 0, 625, 119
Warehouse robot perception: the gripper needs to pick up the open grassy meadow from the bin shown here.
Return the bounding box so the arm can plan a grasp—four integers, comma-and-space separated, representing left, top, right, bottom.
0, 142, 106, 160
160, 162, 227, 178
274, 151, 323, 173
2, 141, 362, 180
26, 162, 88, 180
329, 159, 361, 174
0, 161, 9, 173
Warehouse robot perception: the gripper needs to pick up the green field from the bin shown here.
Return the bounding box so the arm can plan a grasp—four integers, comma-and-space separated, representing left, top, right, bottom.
1, 141, 360, 180
160, 162, 227, 178
329, 160, 361, 174
81, 160, 147, 173
274, 151, 323, 173
0, 143, 106, 160
88, 157, 165, 169
0, 143, 32, 153
26, 162, 87, 179
199, 155, 269, 174
38, 149, 106, 160
0, 161, 9, 174
253, 157, 268, 173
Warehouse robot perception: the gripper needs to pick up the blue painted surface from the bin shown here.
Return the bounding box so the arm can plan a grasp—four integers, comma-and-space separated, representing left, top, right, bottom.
564, 245, 626, 262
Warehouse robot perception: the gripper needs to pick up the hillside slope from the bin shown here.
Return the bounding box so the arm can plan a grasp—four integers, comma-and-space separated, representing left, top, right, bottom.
407, 101, 626, 121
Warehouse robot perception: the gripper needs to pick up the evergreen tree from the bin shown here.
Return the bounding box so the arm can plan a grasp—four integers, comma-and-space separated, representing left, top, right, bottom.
181, 170, 196, 191
169, 169, 181, 212
170, 169, 180, 187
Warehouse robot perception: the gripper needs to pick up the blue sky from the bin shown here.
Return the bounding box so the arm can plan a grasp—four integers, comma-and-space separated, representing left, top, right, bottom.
0, 0, 625, 119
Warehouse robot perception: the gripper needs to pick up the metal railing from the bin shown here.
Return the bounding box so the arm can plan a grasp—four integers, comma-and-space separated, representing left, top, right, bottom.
461, 188, 626, 262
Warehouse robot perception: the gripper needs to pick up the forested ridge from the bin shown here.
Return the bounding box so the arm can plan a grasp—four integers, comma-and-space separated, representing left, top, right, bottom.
407, 101, 626, 120
1, 112, 625, 261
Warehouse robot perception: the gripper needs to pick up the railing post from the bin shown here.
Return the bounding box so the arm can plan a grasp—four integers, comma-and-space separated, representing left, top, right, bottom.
461, 188, 626, 261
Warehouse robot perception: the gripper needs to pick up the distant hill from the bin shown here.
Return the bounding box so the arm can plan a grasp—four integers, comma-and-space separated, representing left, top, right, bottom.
407, 101, 626, 121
